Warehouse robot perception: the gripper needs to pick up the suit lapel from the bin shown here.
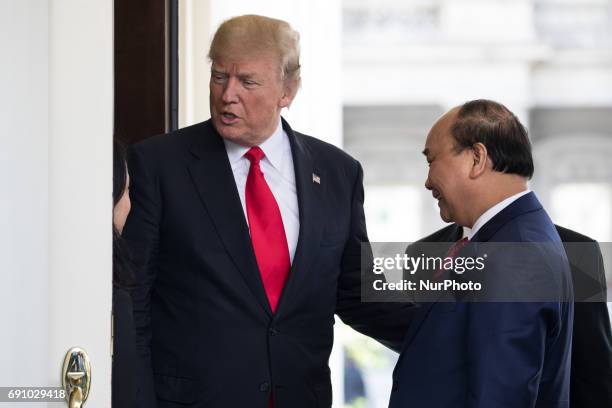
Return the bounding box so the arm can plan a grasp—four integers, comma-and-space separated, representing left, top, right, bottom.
186, 121, 273, 317
274, 118, 324, 318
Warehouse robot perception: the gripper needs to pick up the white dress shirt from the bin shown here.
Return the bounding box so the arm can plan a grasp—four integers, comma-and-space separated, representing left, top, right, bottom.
465, 189, 531, 240
223, 120, 300, 264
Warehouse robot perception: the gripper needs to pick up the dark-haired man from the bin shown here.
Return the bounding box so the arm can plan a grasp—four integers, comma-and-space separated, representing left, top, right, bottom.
405, 223, 612, 407
389, 100, 574, 407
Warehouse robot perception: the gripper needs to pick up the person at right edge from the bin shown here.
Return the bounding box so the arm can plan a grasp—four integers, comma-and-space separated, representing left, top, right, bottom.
390, 99, 574, 407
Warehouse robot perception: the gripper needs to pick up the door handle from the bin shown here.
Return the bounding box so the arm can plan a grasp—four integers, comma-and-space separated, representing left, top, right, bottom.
61, 347, 91, 408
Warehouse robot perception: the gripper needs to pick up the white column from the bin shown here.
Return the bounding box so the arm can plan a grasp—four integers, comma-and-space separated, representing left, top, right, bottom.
179, 0, 213, 128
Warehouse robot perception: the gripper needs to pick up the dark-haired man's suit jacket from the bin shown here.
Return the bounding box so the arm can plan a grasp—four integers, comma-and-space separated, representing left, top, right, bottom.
123, 118, 413, 408
390, 192, 574, 407
407, 222, 612, 407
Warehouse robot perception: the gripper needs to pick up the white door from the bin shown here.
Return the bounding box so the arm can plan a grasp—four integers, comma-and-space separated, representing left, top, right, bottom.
1, 1, 113, 407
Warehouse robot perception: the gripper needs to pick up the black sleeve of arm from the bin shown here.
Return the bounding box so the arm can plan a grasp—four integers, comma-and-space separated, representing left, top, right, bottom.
335, 160, 415, 352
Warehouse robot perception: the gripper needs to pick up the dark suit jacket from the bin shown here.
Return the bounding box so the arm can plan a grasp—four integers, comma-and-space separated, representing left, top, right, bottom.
406, 222, 612, 407
557, 226, 612, 407
390, 192, 574, 407
123, 118, 413, 408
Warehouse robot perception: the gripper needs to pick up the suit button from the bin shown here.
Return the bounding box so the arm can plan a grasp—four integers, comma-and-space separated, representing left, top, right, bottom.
269, 328, 279, 336
260, 382, 270, 392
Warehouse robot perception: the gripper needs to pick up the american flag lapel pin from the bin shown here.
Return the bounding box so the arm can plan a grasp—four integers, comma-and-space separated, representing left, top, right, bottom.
312, 173, 321, 185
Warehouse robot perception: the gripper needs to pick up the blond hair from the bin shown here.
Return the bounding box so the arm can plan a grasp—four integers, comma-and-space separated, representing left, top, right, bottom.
208, 15, 301, 87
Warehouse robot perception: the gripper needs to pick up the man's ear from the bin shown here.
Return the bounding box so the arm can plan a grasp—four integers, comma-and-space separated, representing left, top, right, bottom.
279, 79, 299, 109
470, 142, 488, 178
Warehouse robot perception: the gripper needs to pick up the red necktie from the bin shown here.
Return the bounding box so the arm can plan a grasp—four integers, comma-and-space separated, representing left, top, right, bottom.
433, 237, 469, 279
446, 237, 469, 259
244, 147, 290, 313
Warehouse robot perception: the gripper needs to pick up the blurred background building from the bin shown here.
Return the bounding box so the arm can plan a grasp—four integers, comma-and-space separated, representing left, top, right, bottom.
341, 1, 612, 407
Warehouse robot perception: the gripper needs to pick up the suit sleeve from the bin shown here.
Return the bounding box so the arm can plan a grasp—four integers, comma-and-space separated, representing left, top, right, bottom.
335, 160, 415, 352
122, 144, 161, 408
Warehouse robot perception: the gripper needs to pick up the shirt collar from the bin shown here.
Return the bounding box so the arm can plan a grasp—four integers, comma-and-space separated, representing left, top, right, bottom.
223, 119, 287, 171
467, 189, 531, 240
257, 120, 287, 171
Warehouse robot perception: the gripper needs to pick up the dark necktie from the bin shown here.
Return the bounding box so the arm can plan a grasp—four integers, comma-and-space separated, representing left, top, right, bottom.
447, 237, 469, 259
433, 237, 470, 279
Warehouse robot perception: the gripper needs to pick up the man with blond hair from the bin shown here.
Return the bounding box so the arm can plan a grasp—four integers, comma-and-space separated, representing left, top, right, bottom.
124, 15, 412, 407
